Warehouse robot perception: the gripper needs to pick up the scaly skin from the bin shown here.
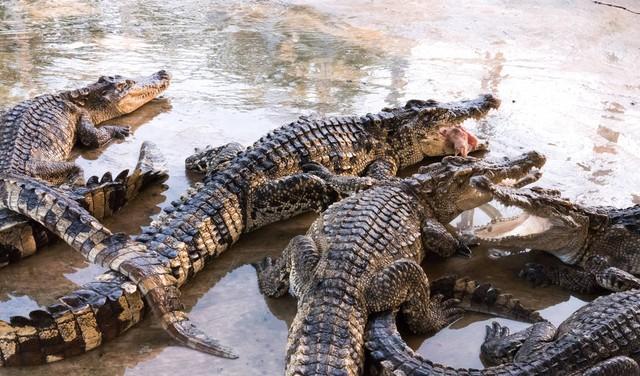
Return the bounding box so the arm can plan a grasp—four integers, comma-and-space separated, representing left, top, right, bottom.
0, 95, 500, 366
367, 289, 640, 376
469, 179, 640, 293
0, 71, 172, 267
0, 141, 168, 268
253, 152, 545, 376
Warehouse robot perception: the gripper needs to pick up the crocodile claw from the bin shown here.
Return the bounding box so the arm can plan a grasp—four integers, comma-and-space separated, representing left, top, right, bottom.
107, 125, 131, 139
431, 294, 464, 329
485, 321, 510, 342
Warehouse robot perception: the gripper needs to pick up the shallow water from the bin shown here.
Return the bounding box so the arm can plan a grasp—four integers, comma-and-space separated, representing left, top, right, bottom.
0, 0, 639, 374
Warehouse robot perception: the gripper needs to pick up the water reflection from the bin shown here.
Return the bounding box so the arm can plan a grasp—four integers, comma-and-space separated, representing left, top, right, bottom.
0, 0, 638, 375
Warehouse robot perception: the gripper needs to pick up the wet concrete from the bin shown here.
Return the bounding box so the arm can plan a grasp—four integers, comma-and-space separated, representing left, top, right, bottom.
0, 0, 639, 374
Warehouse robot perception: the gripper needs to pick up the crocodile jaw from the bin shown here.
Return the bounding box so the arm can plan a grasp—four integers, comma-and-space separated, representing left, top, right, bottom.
474, 212, 586, 263
114, 70, 172, 114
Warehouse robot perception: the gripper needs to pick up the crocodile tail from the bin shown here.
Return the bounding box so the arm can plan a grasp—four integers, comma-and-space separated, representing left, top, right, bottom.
366, 311, 485, 376
286, 290, 367, 375
159, 310, 238, 358
0, 268, 237, 366
134, 250, 238, 359
0, 142, 167, 268
0, 174, 237, 363
75, 141, 169, 219
429, 275, 544, 323
0, 271, 146, 366
364, 276, 543, 375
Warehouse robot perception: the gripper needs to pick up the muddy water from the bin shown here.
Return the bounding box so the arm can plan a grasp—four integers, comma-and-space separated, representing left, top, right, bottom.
0, 0, 639, 374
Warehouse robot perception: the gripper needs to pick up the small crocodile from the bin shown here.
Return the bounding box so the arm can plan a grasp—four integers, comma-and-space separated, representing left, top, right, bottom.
367, 288, 640, 376
0, 70, 171, 266
0, 70, 170, 182
468, 178, 640, 293
0, 141, 168, 268
253, 151, 545, 375
0, 95, 500, 366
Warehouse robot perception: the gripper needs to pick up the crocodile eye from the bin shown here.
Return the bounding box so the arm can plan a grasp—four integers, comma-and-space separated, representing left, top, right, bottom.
98, 76, 108, 83
115, 82, 127, 90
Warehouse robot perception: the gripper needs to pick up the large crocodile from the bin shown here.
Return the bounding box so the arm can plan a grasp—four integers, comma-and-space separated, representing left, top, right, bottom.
252, 151, 545, 376
367, 288, 640, 375
0, 70, 172, 266
0, 95, 500, 366
0, 141, 169, 268
468, 178, 640, 293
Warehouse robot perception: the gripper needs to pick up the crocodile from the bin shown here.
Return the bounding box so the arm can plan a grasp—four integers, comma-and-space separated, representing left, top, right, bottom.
0, 70, 172, 266
0, 141, 169, 268
252, 151, 545, 376
0, 94, 501, 366
467, 178, 640, 293
367, 288, 640, 376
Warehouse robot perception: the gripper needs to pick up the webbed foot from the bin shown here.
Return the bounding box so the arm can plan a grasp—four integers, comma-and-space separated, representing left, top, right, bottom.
104, 125, 131, 139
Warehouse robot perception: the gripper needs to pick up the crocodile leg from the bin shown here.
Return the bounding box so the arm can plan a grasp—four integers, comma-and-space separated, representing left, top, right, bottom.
480, 321, 556, 365
519, 262, 602, 293
253, 255, 290, 298
523, 256, 640, 293
584, 256, 640, 292
594, 267, 640, 292
253, 235, 320, 298
76, 113, 130, 148
25, 160, 83, 185
421, 218, 471, 257
301, 162, 377, 195
184, 142, 244, 174
363, 157, 398, 180
365, 258, 463, 334
514, 321, 556, 362
246, 173, 340, 230
480, 321, 523, 365
583, 356, 640, 376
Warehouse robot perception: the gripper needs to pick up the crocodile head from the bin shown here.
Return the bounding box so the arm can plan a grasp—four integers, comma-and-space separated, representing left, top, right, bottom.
408, 151, 546, 225
381, 94, 500, 167
65, 70, 172, 123
471, 182, 601, 263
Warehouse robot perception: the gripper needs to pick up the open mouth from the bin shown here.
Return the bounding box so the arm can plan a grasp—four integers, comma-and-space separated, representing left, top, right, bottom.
475, 212, 552, 241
